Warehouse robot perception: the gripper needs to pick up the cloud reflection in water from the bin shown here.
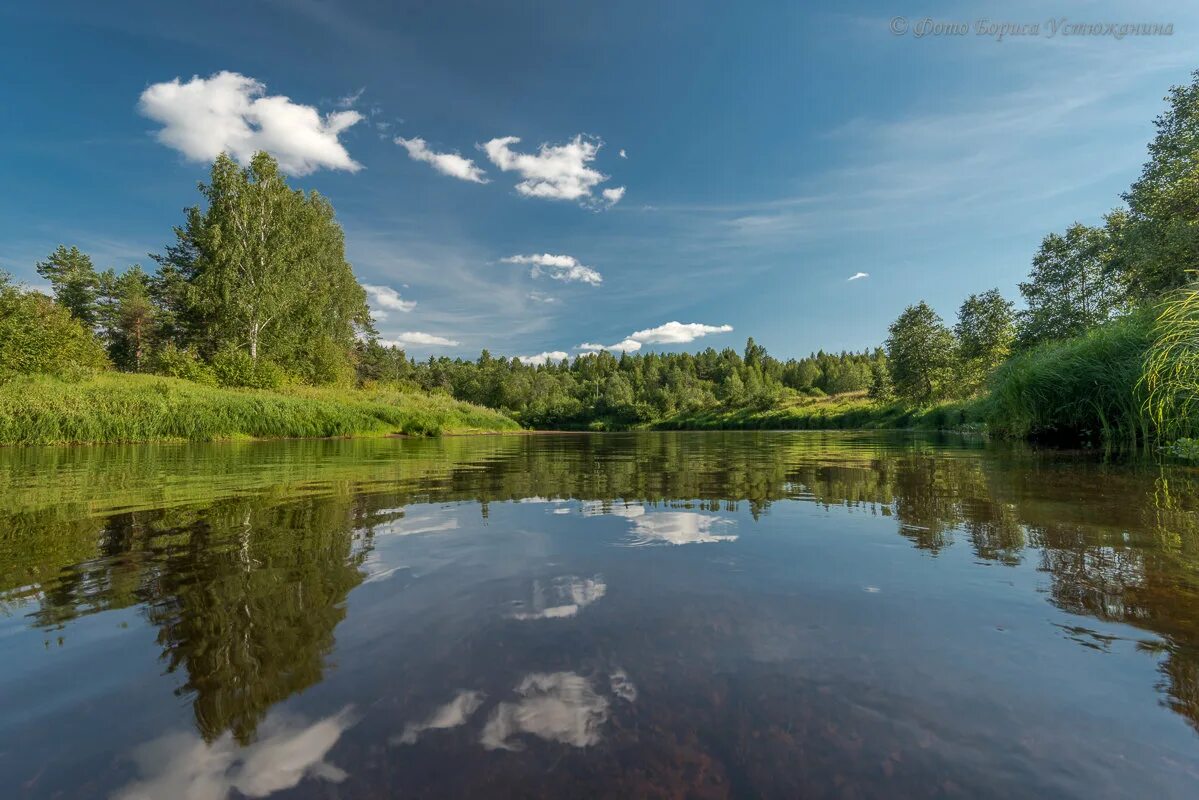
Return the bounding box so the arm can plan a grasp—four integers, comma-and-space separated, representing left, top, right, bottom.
393, 690, 486, 746
480, 672, 610, 751
113, 707, 355, 800
510, 575, 607, 620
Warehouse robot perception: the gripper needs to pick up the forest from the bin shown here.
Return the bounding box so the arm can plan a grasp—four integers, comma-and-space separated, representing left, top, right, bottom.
6, 70, 1199, 446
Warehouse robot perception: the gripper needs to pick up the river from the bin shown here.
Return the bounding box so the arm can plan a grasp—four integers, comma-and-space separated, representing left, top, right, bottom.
2, 431, 1198, 797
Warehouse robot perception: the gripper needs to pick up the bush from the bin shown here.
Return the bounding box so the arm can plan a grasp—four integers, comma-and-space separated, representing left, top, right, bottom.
152, 342, 216, 385
0, 276, 109, 381
211, 345, 284, 390
986, 313, 1154, 447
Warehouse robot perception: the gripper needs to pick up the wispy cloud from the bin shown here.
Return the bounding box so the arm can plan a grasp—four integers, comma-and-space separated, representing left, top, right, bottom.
847, 271, 869, 281
336, 87, 365, 109
502, 253, 602, 286
395, 136, 488, 183
139, 71, 362, 175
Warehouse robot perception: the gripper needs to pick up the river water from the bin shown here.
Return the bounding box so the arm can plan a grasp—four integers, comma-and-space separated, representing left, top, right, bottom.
2, 431, 1198, 797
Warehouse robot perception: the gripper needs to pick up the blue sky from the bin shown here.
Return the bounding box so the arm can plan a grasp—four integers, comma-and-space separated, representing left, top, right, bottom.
1, 1, 1196, 361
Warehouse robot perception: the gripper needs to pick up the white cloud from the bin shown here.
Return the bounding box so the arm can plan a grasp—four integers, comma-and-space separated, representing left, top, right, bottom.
578, 321, 733, 353
482, 135, 617, 205
601, 186, 626, 206
336, 87, 364, 109
113, 707, 355, 800
847, 271, 869, 281
526, 290, 556, 304
630, 321, 733, 344
379, 332, 460, 348
139, 71, 363, 175
618, 149, 628, 159
481, 672, 610, 751
516, 351, 569, 366
363, 284, 416, 315
395, 136, 488, 183
578, 338, 642, 354
393, 690, 485, 746
502, 253, 602, 286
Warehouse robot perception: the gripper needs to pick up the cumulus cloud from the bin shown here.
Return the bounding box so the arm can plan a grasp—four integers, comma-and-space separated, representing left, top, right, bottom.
379, 332, 460, 348
848, 271, 869, 281
138, 71, 363, 175
481, 672, 610, 751
393, 690, 486, 746
502, 253, 602, 286
363, 284, 416, 319
395, 136, 488, 183
601, 186, 626, 206
619, 149, 628, 159
516, 351, 569, 366
577, 321, 733, 354
631, 321, 734, 344
482, 135, 618, 205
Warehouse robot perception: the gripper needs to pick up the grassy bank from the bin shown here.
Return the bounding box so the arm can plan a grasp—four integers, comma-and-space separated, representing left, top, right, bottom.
653, 391, 986, 432
986, 313, 1157, 447
0, 373, 520, 446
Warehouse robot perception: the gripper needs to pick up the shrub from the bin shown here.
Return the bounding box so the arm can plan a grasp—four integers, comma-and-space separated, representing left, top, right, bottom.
152, 342, 216, 385
0, 276, 109, 381
212, 345, 284, 389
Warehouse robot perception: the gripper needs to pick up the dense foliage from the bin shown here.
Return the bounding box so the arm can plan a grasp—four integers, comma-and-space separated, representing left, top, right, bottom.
385, 344, 886, 429
26, 152, 371, 389
0, 273, 108, 379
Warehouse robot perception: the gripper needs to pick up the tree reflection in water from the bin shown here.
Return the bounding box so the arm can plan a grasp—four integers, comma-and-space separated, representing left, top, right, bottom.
3, 431, 1199, 744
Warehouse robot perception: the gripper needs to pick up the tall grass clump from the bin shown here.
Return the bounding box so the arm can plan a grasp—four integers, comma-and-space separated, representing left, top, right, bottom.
1143, 282, 1199, 441
987, 312, 1154, 447
0, 373, 519, 446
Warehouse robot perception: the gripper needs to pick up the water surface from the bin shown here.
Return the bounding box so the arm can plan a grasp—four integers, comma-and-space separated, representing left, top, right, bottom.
2, 431, 1199, 797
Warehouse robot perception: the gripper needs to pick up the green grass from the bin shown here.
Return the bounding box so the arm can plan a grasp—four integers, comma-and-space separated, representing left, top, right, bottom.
0, 372, 520, 446
654, 391, 987, 433
986, 313, 1156, 448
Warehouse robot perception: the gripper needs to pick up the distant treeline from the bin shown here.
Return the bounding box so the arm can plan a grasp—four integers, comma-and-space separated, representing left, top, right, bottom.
362, 344, 886, 428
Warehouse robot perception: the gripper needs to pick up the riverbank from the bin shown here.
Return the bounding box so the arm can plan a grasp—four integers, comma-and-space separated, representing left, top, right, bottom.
0, 373, 520, 446
651, 391, 986, 433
